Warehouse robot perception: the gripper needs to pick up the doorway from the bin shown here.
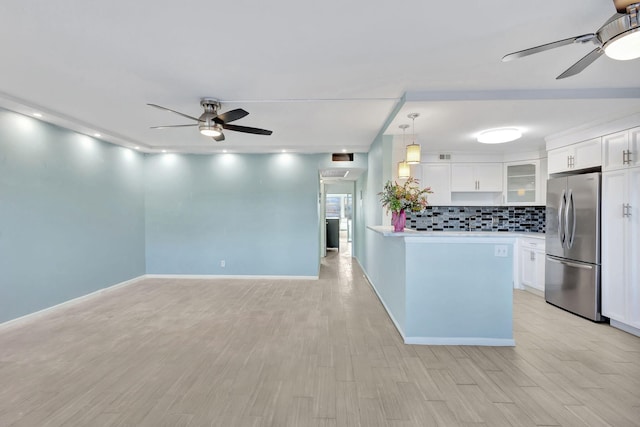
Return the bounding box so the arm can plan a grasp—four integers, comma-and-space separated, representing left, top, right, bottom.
325, 193, 353, 255
319, 180, 355, 260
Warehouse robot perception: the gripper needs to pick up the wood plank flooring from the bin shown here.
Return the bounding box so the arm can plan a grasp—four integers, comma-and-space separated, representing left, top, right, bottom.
1, 245, 639, 426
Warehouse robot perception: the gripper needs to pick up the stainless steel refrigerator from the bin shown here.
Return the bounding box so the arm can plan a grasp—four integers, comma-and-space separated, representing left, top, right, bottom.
545, 172, 605, 321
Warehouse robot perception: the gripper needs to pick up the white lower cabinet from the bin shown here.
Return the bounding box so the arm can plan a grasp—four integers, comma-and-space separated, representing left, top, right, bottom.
602, 167, 640, 332
517, 238, 545, 293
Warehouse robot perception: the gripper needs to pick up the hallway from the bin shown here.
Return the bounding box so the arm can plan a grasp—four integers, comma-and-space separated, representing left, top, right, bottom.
0, 248, 639, 426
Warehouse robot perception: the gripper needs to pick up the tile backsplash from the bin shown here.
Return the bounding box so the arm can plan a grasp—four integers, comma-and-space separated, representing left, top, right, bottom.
407, 206, 545, 233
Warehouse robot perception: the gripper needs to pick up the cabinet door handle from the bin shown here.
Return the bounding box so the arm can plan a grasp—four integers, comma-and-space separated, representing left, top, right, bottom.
477, 180, 480, 190
626, 203, 632, 217
530, 252, 535, 261
567, 156, 571, 168
623, 150, 628, 165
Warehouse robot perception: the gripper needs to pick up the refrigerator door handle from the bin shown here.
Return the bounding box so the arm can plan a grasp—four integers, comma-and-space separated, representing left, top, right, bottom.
559, 190, 566, 248
546, 256, 594, 270
566, 189, 576, 249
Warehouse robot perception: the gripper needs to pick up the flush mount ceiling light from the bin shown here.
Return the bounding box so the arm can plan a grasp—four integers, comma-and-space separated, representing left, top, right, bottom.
397, 124, 411, 179
406, 113, 421, 164
477, 128, 522, 144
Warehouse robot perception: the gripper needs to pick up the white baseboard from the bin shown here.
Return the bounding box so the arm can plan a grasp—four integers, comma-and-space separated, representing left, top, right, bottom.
610, 319, 640, 338
404, 337, 516, 346
0, 275, 146, 330
523, 285, 544, 298
144, 274, 319, 280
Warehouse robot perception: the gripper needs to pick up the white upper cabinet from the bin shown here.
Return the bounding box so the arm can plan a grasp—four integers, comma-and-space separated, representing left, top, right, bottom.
419, 163, 451, 206
602, 126, 640, 171
504, 161, 539, 205
548, 138, 601, 175
451, 163, 503, 192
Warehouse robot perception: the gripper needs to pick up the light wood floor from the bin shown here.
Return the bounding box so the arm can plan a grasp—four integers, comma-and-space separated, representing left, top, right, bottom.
1, 243, 639, 426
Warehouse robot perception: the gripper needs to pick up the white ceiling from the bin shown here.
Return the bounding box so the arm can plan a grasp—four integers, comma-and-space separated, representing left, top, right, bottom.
1, 0, 639, 155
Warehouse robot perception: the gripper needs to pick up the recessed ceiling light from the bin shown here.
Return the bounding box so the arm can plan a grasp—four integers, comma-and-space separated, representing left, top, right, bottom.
162, 150, 167, 153
477, 128, 522, 144
134, 146, 140, 150
342, 149, 347, 153
222, 149, 227, 153
32, 113, 42, 118
93, 133, 101, 137
282, 149, 286, 153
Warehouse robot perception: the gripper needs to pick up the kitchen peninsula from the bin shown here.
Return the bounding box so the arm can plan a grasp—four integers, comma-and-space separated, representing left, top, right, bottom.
364, 226, 518, 346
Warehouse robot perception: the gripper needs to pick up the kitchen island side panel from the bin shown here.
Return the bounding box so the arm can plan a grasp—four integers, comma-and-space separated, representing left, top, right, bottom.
404, 240, 513, 342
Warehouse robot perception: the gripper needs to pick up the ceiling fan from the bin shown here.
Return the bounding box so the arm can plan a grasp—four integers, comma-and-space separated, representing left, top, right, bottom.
502, 0, 640, 79
148, 98, 273, 142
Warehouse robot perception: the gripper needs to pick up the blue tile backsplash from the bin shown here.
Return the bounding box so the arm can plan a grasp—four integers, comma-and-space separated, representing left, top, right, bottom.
407, 206, 545, 233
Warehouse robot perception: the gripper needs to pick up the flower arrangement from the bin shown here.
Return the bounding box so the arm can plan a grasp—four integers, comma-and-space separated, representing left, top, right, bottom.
379, 177, 433, 214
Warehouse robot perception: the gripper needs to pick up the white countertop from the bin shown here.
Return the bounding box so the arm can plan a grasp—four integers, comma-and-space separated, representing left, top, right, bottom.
368, 226, 545, 240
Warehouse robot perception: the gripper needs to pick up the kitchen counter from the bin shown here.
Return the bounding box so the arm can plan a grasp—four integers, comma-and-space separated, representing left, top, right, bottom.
368, 226, 545, 240
361, 226, 517, 346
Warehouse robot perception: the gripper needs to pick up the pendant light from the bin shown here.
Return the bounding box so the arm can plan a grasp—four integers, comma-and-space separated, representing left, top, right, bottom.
397, 124, 410, 179
406, 113, 421, 164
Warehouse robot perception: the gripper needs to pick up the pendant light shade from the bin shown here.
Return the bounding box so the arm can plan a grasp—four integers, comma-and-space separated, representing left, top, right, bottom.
406, 143, 421, 164
398, 160, 410, 179
406, 113, 421, 164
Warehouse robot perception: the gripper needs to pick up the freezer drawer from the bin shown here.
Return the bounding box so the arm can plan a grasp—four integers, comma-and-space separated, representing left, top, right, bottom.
545, 255, 604, 322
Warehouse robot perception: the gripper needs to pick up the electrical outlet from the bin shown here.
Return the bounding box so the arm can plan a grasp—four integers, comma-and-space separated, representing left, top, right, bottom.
494, 245, 508, 257
220, 260, 225, 267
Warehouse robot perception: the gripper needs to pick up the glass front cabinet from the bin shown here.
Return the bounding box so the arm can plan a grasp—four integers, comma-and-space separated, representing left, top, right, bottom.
504, 161, 541, 205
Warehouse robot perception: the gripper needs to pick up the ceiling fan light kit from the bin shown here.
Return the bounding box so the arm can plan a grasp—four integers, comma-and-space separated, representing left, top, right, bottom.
502, 1, 640, 78
604, 29, 640, 60
477, 128, 522, 144
199, 124, 223, 137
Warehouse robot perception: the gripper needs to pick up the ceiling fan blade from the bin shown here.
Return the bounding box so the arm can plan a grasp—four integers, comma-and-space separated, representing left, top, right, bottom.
556, 47, 605, 79
212, 133, 225, 142
215, 108, 249, 124
502, 34, 597, 62
222, 124, 273, 135
147, 103, 200, 122
150, 124, 198, 129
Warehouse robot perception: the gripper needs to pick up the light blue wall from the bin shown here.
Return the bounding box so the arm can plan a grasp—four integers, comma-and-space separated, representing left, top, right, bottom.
144, 153, 321, 277
355, 134, 393, 270
0, 109, 146, 323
